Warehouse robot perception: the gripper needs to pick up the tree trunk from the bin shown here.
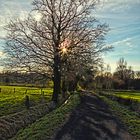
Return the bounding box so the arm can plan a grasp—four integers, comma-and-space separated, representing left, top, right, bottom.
52, 54, 61, 103
62, 80, 67, 98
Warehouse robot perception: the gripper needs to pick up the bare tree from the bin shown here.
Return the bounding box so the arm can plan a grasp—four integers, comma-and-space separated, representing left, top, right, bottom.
4, 0, 111, 102
135, 71, 140, 79
114, 58, 134, 89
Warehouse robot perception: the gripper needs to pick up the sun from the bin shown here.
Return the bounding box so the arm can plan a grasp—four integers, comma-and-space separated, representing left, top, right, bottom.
59, 39, 72, 55
62, 47, 67, 54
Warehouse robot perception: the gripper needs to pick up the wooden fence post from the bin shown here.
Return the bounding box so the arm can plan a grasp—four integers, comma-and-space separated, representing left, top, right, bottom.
25, 95, 30, 109
25, 89, 27, 94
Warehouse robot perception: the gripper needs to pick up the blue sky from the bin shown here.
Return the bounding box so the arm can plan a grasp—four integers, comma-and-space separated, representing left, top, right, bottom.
0, 0, 140, 72
95, 0, 140, 72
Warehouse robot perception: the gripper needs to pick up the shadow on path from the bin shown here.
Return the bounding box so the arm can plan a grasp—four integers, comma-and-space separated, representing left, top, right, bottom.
54, 94, 133, 140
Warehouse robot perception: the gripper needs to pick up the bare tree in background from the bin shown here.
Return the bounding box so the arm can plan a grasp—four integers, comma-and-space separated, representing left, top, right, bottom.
4, 0, 111, 102
114, 58, 134, 89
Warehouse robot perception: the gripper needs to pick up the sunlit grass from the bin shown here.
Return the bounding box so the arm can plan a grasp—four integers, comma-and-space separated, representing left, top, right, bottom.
100, 95, 140, 139
114, 92, 140, 101
0, 86, 53, 116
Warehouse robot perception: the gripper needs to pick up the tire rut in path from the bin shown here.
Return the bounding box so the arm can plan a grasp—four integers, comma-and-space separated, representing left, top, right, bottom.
54, 94, 133, 140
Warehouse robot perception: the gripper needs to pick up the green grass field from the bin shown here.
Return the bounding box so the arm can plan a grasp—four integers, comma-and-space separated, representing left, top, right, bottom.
100, 95, 140, 139
113, 91, 140, 101
0, 86, 53, 117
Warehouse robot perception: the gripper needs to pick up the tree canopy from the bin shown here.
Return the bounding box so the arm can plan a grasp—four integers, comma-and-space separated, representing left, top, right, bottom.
4, 0, 111, 102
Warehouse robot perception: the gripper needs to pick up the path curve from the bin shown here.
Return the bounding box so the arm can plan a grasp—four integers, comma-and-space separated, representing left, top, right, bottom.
54, 94, 133, 140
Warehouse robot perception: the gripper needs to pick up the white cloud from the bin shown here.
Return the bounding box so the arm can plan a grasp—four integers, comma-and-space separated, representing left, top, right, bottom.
103, 37, 136, 58
97, 0, 140, 12
110, 38, 133, 47
19, 11, 29, 20
0, 51, 4, 57
0, 1, 31, 38
30, 11, 42, 22
126, 42, 133, 48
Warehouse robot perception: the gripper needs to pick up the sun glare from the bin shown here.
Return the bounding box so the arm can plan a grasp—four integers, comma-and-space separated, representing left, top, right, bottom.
0, 51, 3, 57
62, 47, 67, 54
60, 39, 71, 55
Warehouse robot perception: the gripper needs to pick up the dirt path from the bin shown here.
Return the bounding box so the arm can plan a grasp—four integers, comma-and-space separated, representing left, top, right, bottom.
54, 94, 133, 140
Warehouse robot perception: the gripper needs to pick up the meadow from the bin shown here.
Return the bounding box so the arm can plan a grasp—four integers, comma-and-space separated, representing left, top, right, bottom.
100, 95, 140, 139
113, 91, 140, 101
98, 91, 140, 139
99, 90, 140, 114
0, 86, 53, 117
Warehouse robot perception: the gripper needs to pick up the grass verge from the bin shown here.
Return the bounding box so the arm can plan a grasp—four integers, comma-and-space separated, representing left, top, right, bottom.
99, 95, 140, 140
10, 93, 80, 140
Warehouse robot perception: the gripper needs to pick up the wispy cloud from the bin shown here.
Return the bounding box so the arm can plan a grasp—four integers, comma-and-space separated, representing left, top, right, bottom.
0, 0, 42, 40
0, 0, 32, 38
109, 38, 134, 50
95, 1, 140, 61
0, 0, 140, 72
97, 0, 140, 12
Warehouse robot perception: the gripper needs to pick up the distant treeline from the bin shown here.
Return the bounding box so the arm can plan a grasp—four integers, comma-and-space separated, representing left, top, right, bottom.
94, 73, 140, 90
0, 70, 140, 90
0, 58, 140, 90
0, 72, 51, 87
94, 58, 140, 90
